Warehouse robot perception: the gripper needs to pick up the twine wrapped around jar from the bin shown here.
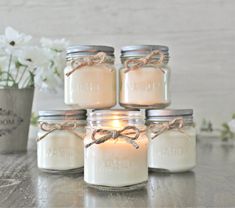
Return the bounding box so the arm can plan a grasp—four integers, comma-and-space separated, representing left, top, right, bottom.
37, 122, 85, 142
124, 50, 165, 73
149, 117, 188, 140
66, 52, 113, 76
85, 126, 144, 149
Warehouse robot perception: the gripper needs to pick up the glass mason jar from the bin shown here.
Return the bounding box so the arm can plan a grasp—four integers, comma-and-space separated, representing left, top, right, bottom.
146, 109, 196, 173
84, 110, 148, 191
119, 45, 171, 109
64, 45, 116, 109
37, 110, 87, 173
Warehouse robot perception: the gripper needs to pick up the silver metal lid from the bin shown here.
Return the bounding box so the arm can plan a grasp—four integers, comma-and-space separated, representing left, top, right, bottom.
146, 109, 193, 117
121, 45, 169, 61
38, 110, 87, 120
66, 45, 114, 58
146, 109, 193, 125
121, 45, 169, 52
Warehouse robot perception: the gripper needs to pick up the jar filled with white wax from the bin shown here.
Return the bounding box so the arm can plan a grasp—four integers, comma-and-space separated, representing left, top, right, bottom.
64, 45, 116, 109
119, 45, 171, 109
84, 110, 148, 191
37, 110, 86, 174
146, 109, 196, 173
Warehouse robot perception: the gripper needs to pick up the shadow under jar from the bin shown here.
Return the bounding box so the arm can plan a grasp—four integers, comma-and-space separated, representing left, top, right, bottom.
84, 110, 148, 191
146, 109, 196, 173
119, 45, 171, 109
64, 45, 116, 109
37, 110, 87, 174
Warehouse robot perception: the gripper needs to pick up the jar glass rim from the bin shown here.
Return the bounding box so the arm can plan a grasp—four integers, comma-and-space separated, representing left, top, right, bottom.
88, 109, 144, 122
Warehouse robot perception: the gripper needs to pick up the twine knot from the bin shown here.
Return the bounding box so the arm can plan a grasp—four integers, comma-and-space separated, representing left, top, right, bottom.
66, 52, 108, 76
149, 118, 185, 140
37, 122, 84, 142
124, 50, 165, 73
85, 126, 142, 149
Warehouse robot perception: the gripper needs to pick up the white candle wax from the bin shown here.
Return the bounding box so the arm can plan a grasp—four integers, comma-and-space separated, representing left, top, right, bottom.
84, 134, 148, 187
120, 67, 170, 108
37, 131, 84, 171
64, 64, 116, 109
148, 127, 196, 172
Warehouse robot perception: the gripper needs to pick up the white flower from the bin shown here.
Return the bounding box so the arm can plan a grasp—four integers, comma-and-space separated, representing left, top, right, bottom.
40, 38, 69, 52
34, 67, 62, 93
33, 47, 66, 92
0, 27, 32, 54
51, 51, 66, 78
17, 47, 49, 70
0, 48, 8, 72
0, 27, 68, 91
228, 119, 235, 133
37, 41, 67, 92
0, 56, 8, 72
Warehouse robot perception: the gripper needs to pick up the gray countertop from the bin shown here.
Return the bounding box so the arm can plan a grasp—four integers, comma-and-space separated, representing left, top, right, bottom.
0, 137, 235, 208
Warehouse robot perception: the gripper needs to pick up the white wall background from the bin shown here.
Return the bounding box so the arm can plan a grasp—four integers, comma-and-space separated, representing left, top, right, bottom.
1, 0, 235, 127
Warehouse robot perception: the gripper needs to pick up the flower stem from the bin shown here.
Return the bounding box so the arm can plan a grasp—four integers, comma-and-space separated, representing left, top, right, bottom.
1, 72, 17, 86
21, 76, 30, 88
6, 54, 13, 87
15, 68, 20, 82
17, 66, 28, 86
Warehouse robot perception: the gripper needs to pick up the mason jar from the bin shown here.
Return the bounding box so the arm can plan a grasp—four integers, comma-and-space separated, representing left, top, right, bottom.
37, 110, 86, 173
146, 109, 196, 173
84, 110, 148, 191
64, 45, 116, 109
119, 45, 171, 109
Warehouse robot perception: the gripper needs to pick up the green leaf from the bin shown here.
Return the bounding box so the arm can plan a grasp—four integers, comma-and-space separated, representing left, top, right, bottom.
15, 60, 24, 69
200, 119, 213, 132
220, 122, 234, 141
222, 123, 230, 131
31, 112, 39, 126
28, 71, 35, 87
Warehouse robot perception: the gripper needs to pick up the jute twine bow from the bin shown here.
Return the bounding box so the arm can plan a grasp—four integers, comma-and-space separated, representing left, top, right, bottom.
149, 118, 185, 140
85, 126, 142, 149
124, 50, 165, 73
37, 122, 84, 142
66, 52, 108, 76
